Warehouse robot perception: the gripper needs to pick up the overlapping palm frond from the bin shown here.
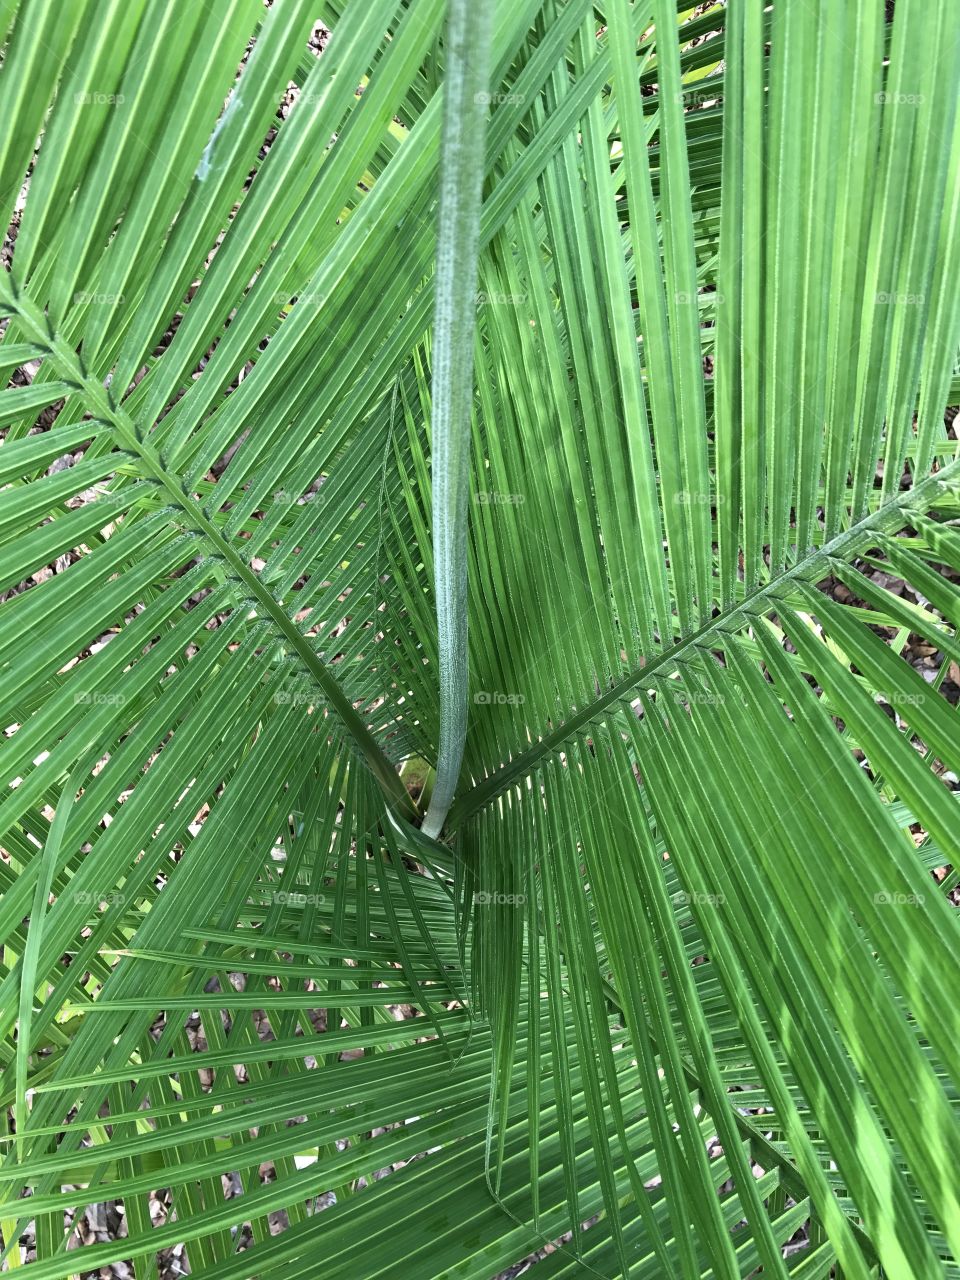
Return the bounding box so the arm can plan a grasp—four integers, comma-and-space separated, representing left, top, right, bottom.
1, 0, 958, 1276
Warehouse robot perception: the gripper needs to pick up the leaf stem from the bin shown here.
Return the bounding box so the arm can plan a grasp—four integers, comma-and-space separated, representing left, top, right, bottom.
421, 0, 494, 838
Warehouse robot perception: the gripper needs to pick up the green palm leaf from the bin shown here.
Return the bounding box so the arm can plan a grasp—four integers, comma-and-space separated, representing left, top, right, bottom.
1, 0, 958, 1276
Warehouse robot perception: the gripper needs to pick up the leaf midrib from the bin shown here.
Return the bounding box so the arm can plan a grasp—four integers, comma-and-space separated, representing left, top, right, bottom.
1, 277, 418, 823
448, 454, 960, 831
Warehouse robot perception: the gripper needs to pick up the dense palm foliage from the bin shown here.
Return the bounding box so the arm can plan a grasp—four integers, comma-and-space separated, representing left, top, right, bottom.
1, 0, 959, 1275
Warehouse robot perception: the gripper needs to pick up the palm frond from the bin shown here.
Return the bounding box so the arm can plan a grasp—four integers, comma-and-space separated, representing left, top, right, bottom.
1, 0, 958, 1276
